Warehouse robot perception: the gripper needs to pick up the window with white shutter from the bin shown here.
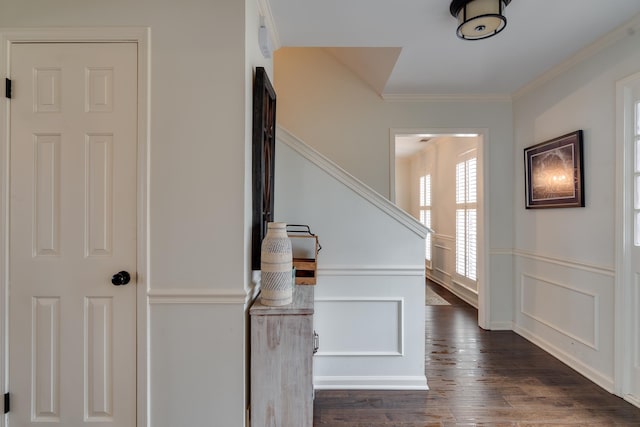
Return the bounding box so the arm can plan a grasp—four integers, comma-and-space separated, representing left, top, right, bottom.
419, 174, 432, 262
455, 155, 477, 281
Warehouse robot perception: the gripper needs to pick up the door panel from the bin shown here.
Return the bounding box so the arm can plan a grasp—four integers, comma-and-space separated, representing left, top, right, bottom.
9, 43, 137, 426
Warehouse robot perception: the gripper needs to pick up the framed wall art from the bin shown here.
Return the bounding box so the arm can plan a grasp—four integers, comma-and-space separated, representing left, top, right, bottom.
524, 130, 584, 209
251, 67, 277, 270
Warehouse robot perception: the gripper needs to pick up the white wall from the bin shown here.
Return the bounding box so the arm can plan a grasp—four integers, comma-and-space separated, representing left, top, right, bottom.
274, 47, 515, 328
512, 27, 640, 391
394, 156, 411, 211
275, 128, 428, 390
0, 1, 271, 425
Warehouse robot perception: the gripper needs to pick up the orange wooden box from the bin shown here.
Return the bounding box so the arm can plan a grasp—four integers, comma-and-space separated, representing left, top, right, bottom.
289, 235, 319, 285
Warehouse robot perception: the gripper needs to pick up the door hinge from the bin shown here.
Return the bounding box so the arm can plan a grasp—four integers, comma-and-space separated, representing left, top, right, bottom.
5, 78, 12, 99
4, 392, 9, 414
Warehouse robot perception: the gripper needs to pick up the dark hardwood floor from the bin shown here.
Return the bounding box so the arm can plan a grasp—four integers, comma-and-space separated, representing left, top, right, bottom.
313, 281, 640, 426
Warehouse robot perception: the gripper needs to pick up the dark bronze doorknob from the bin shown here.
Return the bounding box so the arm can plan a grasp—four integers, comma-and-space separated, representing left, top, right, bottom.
111, 271, 131, 286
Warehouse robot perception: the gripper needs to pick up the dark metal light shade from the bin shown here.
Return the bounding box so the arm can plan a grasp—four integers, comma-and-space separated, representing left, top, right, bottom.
450, 0, 512, 40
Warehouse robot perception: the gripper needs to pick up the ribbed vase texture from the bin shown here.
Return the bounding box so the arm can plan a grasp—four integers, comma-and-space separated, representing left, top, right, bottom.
260, 222, 293, 306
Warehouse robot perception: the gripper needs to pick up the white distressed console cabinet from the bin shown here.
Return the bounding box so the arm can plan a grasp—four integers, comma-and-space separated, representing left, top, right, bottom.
250, 286, 315, 426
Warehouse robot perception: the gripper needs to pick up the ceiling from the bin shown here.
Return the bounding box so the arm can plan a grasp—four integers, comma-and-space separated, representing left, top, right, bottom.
396, 133, 481, 158
266, 0, 640, 97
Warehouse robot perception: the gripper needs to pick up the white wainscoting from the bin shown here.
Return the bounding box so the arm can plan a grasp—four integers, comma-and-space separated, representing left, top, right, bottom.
520, 273, 598, 350
430, 234, 454, 285
148, 287, 252, 427
513, 250, 615, 392
312, 266, 428, 391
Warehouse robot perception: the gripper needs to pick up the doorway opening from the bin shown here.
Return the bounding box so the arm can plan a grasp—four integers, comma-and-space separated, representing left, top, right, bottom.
615, 71, 640, 406
390, 128, 489, 329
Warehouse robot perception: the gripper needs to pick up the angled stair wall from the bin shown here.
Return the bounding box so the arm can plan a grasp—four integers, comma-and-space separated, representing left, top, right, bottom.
274, 126, 428, 390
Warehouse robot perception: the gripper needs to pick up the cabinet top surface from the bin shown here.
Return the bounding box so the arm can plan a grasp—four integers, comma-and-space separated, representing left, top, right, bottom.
250, 285, 314, 315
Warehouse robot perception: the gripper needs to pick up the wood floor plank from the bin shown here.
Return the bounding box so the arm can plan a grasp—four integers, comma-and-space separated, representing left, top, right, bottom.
313, 281, 640, 426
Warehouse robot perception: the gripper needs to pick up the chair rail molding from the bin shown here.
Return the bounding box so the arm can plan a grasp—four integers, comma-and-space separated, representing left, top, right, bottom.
513, 248, 614, 277
148, 288, 253, 305
317, 265, 424, 277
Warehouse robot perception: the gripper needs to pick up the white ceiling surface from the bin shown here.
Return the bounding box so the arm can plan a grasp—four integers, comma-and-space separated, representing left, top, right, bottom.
395, 134, 478, 158
267, 0, 640, 96
395, 135, 434, 158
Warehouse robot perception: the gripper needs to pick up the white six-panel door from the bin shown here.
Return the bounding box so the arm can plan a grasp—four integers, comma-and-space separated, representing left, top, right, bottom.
8, 43, 137, 426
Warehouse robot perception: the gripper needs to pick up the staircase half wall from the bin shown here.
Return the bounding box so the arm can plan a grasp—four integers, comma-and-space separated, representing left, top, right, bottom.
274, 126, 428, 390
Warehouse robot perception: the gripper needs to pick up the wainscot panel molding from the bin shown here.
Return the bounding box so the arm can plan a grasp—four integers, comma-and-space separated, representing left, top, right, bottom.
311, 272, 425, 390
430, 234, 457, 296
148, 288, 250, 305
514, 324, 614, 393
277, 126, 428, 239
433, 234, 455, 242
314, 376, 429, 390
514, 250, 616, 397
520, 273, 599, 350
315, 297, 404, 356
513, 249, 615, 277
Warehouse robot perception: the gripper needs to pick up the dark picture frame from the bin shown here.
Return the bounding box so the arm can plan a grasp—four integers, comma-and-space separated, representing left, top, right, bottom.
524, 130, 584, 209
251, 67, 277, 270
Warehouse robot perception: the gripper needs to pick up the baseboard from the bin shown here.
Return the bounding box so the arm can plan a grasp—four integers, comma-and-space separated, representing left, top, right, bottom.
314, 375, 429, 391
427, 275, 478, 308
624, 394, 640, 408
514, 324, 614, 392
449, 279, 478, 307
489, 321, 513, 331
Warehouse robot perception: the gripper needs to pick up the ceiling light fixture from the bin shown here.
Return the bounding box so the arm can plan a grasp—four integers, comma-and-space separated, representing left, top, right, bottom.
450, 0, 511, 40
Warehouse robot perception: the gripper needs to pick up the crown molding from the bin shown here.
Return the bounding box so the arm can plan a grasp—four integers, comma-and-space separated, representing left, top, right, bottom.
257, 0, 281, 50
381, 93, 512, 102
513, 13, 640, 100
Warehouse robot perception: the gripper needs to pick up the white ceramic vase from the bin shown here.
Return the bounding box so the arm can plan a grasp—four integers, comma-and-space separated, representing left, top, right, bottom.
260, 222, 293, 306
